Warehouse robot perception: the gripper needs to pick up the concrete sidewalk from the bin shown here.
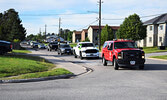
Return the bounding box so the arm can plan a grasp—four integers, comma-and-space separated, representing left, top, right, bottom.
29, 50, 87, 75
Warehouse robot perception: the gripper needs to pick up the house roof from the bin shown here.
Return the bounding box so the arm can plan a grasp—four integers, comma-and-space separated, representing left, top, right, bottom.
88, 25, 120, 30
73, 31, 82, 34
144, 13, 167, 25
82, 29, 88, 33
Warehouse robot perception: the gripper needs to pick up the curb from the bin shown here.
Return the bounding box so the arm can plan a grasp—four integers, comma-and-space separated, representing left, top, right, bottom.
0, 74, 76, 84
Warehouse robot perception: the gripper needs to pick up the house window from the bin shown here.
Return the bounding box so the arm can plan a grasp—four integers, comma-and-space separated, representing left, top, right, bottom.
159, 25, 163, 30
159, 37, 162, 42
150, 26, 153, 31
149, 37, 152, 43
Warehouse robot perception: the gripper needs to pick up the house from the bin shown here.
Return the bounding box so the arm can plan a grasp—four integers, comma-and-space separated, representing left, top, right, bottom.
46, 35, 64, 43
72, 31, 82, 43
142, 13, 167, 47
87, 25, 120, 45
81, 29, 88, 41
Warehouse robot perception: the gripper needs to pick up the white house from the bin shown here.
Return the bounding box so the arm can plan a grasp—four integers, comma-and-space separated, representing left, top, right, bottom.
142, 13, 167, 47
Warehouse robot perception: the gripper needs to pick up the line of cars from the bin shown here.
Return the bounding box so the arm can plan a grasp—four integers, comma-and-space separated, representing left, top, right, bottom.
28, 40, 146, 70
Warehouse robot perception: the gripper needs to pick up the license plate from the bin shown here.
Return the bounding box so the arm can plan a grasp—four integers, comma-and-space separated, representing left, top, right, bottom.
90, 54, 93, 56
67, 51, 69, 52
130, 61, 135, 65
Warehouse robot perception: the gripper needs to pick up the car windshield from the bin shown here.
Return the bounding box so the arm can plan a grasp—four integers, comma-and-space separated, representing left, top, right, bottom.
114, 42, 137, 49
81, 43, 94, 47
61, 45, 70, 48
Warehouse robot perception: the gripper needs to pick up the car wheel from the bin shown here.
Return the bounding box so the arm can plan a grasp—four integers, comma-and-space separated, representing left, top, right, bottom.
102, 56, 107, 66
60, 51, 63, 55
139, 65, 144, 70
73, 50, 77, 58
114, 58, 119, 70
80, 52, 83, 60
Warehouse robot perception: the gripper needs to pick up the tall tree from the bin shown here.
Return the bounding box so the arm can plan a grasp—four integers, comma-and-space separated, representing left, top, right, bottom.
116, 13, 146, 41
0, 9, 26, 41
101, 24, 114, 44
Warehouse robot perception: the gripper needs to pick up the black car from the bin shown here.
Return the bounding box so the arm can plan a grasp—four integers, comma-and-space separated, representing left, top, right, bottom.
0, 40, 12, 55
48, 42, 58, 51
57, 44, 72, 55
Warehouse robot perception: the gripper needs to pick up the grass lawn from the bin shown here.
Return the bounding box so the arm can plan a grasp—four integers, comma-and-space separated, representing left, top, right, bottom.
150, 55, 167, 60
0, 52, 73, 80
143, 47, 167, 53
12, 50, 31, 54
69, 43, 77, 48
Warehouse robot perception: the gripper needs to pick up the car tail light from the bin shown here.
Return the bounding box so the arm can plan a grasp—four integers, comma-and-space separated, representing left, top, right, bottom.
10, 44, 13, 49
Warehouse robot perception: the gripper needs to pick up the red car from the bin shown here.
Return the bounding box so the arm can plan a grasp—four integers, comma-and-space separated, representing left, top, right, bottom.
101, 40, 145, 70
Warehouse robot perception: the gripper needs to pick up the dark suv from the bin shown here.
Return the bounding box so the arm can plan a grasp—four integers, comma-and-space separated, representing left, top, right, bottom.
0, 40, 12, 55
57, 44, 72, 55
101, 40, 145, 70
48, 42, 58, 51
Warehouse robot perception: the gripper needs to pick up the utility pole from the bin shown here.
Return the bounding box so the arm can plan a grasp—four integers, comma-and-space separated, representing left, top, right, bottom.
58, 18, 61, 36
98, 0, 102, 50
39, 28, 41, 34
45, 24, 47, 39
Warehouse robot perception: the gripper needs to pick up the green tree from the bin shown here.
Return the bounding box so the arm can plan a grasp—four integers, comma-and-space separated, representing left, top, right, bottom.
116, 13, 146, 41
0, 9, 26, 42
101, 24, 114, 44
67, 31, 73, 42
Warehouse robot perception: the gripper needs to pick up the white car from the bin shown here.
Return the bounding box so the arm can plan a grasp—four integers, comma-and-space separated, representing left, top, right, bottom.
73, 42, 99, 59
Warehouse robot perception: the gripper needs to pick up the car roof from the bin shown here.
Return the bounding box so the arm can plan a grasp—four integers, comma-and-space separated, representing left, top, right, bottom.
105, 40, 134, 43
78, 42, 93, 44
0, 40, 11, 44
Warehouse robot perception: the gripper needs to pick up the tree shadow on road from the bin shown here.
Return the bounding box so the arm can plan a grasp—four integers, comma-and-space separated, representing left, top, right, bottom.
144, 64, 167, 70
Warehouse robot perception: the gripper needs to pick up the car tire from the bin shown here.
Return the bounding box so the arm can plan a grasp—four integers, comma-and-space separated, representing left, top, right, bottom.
139, 65, 144, 70
60, 51, 63, 55
73, 50, 77, 58
114, 58, 119, 70
80, 52, 83, 60
102, 56, 107, 66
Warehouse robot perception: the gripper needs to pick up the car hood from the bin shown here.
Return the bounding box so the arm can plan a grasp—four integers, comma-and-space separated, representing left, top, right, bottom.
81, 47, 98, 51
115, 48, 141, 53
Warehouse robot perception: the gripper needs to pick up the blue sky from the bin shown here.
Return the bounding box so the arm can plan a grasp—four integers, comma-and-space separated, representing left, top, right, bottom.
0, 0, 167, 35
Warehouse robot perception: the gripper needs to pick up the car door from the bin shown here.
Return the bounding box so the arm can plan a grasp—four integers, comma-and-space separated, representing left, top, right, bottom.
107, 42, 114, 62
75, 44, 80, 56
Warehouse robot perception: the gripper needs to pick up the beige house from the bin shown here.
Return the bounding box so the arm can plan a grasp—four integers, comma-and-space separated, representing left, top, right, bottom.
81, 29, 88, 41
87, 25, 120, 45
141, 13, 167, 47
72, 31, 82, 43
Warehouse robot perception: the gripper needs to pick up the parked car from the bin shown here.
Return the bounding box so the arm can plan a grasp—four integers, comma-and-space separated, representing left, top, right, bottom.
73, 42, 99, 59
48, 41, 58, 51
57, 44, 72, 55
0, 40, 12, 55
101, 39, 145, 70
32, 42, 39, 48
38, 43, 46, 49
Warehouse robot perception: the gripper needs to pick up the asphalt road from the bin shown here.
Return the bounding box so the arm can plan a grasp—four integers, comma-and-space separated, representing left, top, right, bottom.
1, 49, 167, 100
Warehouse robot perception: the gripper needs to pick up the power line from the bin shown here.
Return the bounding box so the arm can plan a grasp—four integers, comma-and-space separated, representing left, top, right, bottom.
77, 20, 98, 30
20, 12, 96, 16
102, 13, 166, 20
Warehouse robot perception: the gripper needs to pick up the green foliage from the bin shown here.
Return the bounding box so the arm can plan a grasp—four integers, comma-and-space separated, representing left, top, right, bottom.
0, 9, 26, 42
67, 31, 73, 42
82, 37, 90, 42
101, 24, 114, 44
116, 13, 146, 41
13, 39, 21, 43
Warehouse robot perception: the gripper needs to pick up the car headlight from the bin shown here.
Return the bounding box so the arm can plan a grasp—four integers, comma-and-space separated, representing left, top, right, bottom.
118, 52, 122, 59
142, 51, 145, 59
61, 48, 65, 51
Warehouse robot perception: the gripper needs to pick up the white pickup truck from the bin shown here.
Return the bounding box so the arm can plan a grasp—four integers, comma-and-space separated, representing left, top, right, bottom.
73, 42, 99, 59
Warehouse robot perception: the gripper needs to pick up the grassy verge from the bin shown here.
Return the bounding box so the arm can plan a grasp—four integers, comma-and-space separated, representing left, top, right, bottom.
0, 53, 73, 80
69, 43, 77, 48
150, 55, 167, 60
12, 50, 31, 54
143, 47, 167, 53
